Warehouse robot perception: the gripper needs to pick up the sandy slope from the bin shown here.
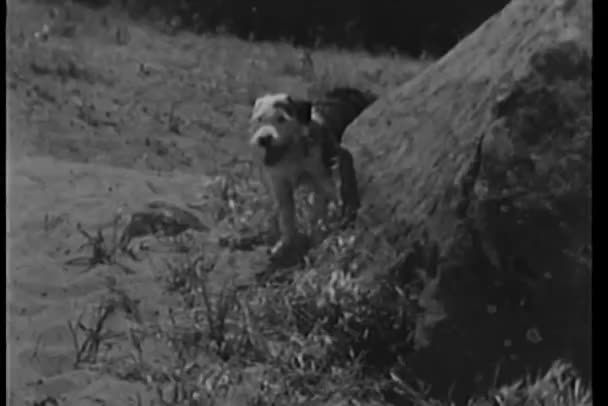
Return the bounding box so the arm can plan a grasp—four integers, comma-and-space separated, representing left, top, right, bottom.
7, 156, 267, 405
5, 6, 271, 402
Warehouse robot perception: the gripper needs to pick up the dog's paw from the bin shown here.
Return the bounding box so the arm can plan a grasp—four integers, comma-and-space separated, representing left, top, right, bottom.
310, 218, 332, 246
268, 234, 310, 267
339, 204, 358, 228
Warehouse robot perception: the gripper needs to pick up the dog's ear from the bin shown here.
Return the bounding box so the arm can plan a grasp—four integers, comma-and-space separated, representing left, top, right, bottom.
250, 97, 263, 122
282, 97, 312, 124
272, 95, 312, 124
292, 99, 312, 124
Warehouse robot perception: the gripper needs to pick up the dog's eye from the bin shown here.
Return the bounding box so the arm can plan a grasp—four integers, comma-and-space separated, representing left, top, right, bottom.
276, 115, 286, 124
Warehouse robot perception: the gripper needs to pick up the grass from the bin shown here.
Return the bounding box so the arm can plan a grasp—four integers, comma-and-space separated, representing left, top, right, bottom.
111, 169, 591, 406
8, 0, 430, 174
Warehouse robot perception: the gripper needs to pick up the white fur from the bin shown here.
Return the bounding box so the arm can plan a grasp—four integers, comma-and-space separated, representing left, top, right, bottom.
311, 107, 324, 124
250, 124, 280, 145
250, 93, 291, 122
249, 93, 303, 148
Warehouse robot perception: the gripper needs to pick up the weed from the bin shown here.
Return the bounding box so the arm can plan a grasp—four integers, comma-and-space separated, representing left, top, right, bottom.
67, 288, 141, 367
65, 219, 136, 273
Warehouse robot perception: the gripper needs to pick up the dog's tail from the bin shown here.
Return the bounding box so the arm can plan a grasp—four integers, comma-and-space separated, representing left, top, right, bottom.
312, 87, 377, 143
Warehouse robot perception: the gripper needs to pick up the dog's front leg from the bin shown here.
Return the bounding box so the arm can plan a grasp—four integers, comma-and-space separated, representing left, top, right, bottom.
259, 167, 281, 243
268, 177, 299, 262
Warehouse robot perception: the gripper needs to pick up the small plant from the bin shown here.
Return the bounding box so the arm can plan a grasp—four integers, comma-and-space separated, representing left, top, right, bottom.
65, 220, 135, 273
67, 289, 141, 367
491, 360, 592, 406
115, 25, 131, 45
163, 254, 252, 361
167, 101, 185, 135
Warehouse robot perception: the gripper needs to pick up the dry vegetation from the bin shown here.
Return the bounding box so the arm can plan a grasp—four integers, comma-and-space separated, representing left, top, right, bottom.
7, 1, 591, 405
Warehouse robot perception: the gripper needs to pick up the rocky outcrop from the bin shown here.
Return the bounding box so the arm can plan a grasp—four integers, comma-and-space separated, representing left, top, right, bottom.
345, 0, 591, 399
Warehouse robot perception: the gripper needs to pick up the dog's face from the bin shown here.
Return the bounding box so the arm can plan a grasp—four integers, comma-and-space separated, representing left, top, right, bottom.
249, 94, 313, 165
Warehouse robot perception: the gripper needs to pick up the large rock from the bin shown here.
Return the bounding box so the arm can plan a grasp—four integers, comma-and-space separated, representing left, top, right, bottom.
345, 0, 591, 400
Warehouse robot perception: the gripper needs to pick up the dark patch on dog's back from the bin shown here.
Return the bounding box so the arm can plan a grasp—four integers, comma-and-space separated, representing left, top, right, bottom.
313, 87, 377, 144
304, 87, 377, 170
273, 98, 313, 124
324, 87, 377, 112
319, 125, 340, 171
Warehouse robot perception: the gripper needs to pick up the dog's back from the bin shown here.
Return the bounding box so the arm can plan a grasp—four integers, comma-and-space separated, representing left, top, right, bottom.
312, 87, 377, 145
308, 87, 376, 170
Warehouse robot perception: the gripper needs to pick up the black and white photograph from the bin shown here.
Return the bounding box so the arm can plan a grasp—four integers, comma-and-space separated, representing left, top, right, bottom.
6, 0, 592, 404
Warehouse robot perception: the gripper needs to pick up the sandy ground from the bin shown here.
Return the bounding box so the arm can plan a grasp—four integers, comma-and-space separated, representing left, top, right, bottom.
7, 1, 428, 404
8, 156, 270, 405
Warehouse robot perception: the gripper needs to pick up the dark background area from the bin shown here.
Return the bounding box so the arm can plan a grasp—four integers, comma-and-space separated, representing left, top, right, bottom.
82, 0, 511, 56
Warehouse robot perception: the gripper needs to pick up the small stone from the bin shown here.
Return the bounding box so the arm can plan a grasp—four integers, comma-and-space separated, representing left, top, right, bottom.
526, 327, 542, 344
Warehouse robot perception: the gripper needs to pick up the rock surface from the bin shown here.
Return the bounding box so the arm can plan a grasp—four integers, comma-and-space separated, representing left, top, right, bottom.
346, 0, 591, 400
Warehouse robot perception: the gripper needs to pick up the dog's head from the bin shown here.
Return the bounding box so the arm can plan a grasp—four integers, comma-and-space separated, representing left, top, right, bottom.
249, 93, 313, 152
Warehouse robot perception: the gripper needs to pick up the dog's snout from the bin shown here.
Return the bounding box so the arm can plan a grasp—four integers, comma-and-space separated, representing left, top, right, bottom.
258, 134, 273, 147
250, 124, 280, 148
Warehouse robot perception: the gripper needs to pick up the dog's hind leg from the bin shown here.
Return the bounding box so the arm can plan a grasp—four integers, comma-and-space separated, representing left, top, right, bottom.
337, 146, 360, 224
310, 173, 338, 240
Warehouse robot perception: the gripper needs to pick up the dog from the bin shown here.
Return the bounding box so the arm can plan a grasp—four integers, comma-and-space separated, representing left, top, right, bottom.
249, 87, 377, 265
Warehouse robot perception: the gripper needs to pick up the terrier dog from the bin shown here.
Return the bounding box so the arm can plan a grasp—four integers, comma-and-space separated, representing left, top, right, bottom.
249, 87, 377, 265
